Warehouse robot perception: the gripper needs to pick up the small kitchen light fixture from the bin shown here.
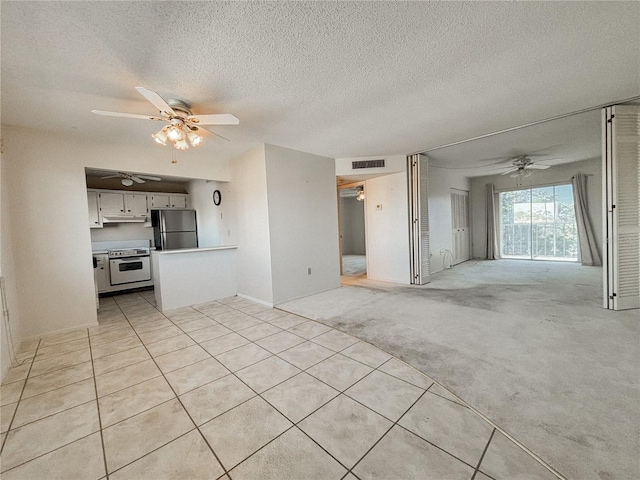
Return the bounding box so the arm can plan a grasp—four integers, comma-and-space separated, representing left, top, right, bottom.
356, 187, 365, 201
121, 178, 134, 187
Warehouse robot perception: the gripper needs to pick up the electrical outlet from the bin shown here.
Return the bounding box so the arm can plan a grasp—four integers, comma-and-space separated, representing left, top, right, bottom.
227, 229, 231, 236
307, 268, 312, 275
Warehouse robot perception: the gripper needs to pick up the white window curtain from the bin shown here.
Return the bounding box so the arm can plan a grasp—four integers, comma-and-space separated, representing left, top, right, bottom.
572, 173, 601, 266
486, 183, 498, 259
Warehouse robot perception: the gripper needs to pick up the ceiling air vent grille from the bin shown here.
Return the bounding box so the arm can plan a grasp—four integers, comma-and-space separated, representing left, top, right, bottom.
352, 159, 385, 169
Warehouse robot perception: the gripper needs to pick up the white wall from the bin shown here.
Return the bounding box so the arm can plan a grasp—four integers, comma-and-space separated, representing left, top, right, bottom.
152, 249, 237, 311
188, 179, 237, 247
428, 166, 471, 274
340, 196, 366, 255
265, 144, 340, 305
364, 171, 411, 284
470, 157, 603, 259
1, 150, 20, 380
90, 223, 154, 244
335, 154, 411, 284
0, 125, 230, 349
229, 145, 274, 305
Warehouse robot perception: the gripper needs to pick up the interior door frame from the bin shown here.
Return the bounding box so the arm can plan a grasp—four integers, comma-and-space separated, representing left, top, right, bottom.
337, 181, 367, 278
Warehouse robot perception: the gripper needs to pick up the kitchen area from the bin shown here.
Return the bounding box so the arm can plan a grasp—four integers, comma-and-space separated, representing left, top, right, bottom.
87, 168, 238, 312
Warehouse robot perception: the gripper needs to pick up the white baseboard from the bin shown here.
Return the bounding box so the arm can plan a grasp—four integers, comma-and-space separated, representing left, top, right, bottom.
237, 293, 274, 308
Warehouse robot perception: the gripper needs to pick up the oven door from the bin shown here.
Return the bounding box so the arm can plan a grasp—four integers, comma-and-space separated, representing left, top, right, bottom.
109, 256, 151, 285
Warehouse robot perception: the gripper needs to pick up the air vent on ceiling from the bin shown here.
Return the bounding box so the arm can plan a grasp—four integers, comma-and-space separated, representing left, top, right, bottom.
352, 159, 385, 169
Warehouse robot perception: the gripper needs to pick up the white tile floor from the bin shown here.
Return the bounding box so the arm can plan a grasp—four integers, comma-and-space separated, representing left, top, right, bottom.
0, 291, 558, 479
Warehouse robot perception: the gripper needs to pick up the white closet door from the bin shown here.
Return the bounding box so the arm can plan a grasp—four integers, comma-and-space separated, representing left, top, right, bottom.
604, 105, 640, 310
451, 189, 470, 264
408, 154, 430, 284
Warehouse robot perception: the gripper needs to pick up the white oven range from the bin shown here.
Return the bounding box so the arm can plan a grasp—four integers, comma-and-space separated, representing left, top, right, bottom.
108, 247, 151, 285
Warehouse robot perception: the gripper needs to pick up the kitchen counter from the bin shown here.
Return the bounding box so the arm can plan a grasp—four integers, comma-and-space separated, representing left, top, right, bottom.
153, 245, 237, 255
151, 246, 238, 311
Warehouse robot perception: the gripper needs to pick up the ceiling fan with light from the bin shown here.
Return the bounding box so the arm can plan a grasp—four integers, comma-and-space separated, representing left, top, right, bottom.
101, 172, 162, 187
499, 155, 551, 178
92, 87, 239, 150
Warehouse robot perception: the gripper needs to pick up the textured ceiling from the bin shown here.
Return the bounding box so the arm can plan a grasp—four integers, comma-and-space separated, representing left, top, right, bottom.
426, 109, 602, 176
1, 1, 639, 165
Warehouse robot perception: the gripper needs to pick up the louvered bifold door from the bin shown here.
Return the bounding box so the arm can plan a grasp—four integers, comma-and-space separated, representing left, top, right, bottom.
408, 154, 430, 284
604, 105, 640, 310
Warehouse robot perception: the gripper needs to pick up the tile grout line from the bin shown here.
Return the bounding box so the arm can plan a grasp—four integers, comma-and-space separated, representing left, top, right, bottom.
133, 296, 436, 476
0, 338, 41, 455
394, 422, 494, 473
88, 326, 111, 480
471, 428, 496, 480
113, 293, 233, 479
277, 307, 568, 479
99, 294, 556, 479
346, 386, 432, 477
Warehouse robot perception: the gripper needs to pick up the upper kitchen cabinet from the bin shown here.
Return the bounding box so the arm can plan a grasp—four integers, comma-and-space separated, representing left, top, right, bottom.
149, 194, 189, 209
99, 192, 125, 214
124, 194, 148, 215
149, 194, 170, 208
87, 191, 102, 228
170, 195, 188, 208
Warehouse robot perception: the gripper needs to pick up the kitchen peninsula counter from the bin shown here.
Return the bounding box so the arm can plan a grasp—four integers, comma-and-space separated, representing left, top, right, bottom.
151, 246, 238, 311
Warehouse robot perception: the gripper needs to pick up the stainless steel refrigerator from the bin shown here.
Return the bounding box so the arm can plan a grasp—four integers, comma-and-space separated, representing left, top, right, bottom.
151, 209, 198, 250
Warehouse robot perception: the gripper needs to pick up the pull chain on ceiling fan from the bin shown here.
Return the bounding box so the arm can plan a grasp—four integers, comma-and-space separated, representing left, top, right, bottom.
92, 87, 239, 150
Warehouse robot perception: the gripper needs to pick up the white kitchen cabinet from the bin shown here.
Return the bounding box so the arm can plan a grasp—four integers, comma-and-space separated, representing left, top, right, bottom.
124, 194, 148, 215
87, 191, 102, 228
99, 192, 125, 214
170, 195, 188, 208
149, 194, 170, 208
149, 194, 188, 209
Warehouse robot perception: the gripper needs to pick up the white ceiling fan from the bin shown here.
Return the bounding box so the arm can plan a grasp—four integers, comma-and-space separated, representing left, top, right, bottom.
495, 155, 551, 178
101, 172, 162, 187
92, 87, 239, 149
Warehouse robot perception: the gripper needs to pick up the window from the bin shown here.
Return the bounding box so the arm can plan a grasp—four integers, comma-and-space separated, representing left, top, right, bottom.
499, 184, 578, 261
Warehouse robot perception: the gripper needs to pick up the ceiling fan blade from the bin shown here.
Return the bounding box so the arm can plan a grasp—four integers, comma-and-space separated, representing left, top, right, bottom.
137, 175, 162, 181
187, 114, 239, 125
135, 87, 176, 116
130, 176, 146, 184
528, 164, 551, 170
195, 125, 230, 142
501, 168, 519, 175
100, 174, 121, 179
92, 110, 164, 121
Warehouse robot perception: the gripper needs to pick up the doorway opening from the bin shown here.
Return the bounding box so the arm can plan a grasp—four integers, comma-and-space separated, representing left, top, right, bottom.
499, 184, 578, 261
338, 184, 367, 278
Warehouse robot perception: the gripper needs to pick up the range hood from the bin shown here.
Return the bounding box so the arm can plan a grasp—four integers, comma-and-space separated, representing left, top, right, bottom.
102, 214, 147, 223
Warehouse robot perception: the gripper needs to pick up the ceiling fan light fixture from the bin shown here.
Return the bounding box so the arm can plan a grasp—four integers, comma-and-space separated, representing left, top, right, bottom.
121, 178, 134, 186
166, 124, 184, 142
152, 128, 167, 145
356, 188, 365, 201
174, 138, 189, 150
187, 130, 203, 147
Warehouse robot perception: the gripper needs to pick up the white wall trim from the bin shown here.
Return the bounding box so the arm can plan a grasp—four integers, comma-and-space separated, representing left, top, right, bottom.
237, 293, 273, 308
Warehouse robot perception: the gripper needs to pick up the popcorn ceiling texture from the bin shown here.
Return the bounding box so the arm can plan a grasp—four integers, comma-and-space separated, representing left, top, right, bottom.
1, 1, 638, 161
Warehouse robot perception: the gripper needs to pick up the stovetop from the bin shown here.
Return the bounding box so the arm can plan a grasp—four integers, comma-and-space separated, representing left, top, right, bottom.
108, 247, 150, 258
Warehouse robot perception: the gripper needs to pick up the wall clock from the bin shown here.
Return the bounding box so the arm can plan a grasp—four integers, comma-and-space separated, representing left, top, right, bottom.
213, 189, 222, 206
